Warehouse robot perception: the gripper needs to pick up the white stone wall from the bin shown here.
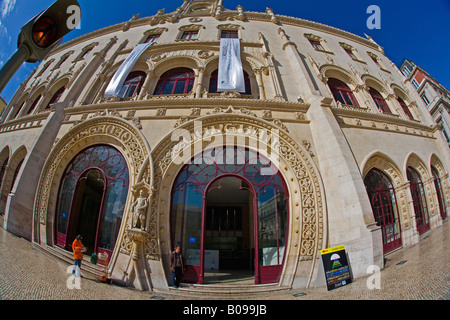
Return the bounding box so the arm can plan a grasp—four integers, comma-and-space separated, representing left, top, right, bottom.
0, 0, 448, 291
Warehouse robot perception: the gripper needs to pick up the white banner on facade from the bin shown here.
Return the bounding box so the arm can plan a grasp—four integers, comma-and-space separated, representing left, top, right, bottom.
104, 42, 152, 97
217, 38, 245, 93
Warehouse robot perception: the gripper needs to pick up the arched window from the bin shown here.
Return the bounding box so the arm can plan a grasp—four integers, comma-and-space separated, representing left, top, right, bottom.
118, 71, 146, 98
327, 78, 359, 106
209, 69, 252, 95
0, 156, 9, 193
431, 166, 447, 220
154, 68, 195, 95
13, 101, 25, 119
369, 87, 391, 113
26, 95, 42, 115
397, 97, 414, 120
406, 167, 430, 235
10, 159, 24, 193
364, 169, 402, 253
55, 145, 129, 261
46, 86, 66, 109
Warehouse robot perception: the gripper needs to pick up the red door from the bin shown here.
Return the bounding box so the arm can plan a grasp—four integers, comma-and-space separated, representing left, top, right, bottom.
171, 147, 289, 285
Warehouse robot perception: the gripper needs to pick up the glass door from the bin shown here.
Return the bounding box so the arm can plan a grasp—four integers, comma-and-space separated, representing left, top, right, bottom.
171, 147, 289, 285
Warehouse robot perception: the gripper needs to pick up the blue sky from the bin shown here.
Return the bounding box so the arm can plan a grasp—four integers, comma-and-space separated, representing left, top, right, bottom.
0, 0, 449, 103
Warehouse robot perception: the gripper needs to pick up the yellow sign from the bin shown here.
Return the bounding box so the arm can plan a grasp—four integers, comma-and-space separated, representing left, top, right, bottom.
320, 245, 346, 255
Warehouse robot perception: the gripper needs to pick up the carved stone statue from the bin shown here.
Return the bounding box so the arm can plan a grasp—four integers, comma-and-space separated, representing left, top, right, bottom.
132, 190, 148, 230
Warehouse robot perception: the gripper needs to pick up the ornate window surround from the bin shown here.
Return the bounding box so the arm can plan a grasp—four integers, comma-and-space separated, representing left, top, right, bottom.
73, 42, 99, 63
216, 23, 244, 40
304, 33, 333, 54
138, 27, 168, 44
339, 42, 365, 64
175, 24, 205, 41
367, 51, 390, 73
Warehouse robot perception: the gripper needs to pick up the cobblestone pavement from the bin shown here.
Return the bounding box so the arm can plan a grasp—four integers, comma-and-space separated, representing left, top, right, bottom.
0, 220, 448, 301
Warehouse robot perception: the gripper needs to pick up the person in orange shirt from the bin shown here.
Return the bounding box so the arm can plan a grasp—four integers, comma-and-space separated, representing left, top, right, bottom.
72, 235, 86, 276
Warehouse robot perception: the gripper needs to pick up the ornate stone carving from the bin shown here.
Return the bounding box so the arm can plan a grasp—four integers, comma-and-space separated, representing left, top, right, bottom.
34, 117, 150, 260
152, 114, 325, 266
131, 190, 149, 230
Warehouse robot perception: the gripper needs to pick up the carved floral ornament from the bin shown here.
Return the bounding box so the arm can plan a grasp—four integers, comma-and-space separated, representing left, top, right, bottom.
149, 114, 326, 263
34, 116, 150, 233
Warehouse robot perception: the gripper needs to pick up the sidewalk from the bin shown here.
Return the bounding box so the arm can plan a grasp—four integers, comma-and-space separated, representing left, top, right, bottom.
0, 220, 448, 300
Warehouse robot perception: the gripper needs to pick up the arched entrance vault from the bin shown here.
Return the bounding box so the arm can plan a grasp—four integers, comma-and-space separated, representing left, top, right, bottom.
33, 115, 152, 273
152, 114, 326, 289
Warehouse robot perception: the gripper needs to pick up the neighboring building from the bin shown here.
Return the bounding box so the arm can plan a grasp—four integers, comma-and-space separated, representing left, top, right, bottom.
0, 97, 6, 118
400, 58, 450, 147
0, 0, 448, 293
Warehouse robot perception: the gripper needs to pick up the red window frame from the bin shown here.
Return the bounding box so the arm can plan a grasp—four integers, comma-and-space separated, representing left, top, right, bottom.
397, 97, 414, 120
119, 71, 146, 98
154, 68, 195, 95
369, 87, 391, 113
328, 78, 359, 106
46, 86, 65, 109
171, 147, 289, 285
431, 166, 447, 220
344, 48, 357, 60
309, 40, 324, 51
145, 34, 161, 44
364, 169, 402, 254
27, 95, 42, 115
221, 30, 239, 39
407, 167, 430, 235
0, 156, 8, 194
371, 56, 381, 67
181, 31, 199, 40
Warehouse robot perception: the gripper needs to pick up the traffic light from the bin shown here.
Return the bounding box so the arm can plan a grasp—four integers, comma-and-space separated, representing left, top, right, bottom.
0, 0, 80, 97
18, 0, 81, 63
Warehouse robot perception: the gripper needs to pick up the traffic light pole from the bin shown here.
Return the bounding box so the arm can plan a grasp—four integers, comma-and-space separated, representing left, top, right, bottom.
0, 45, 30, 94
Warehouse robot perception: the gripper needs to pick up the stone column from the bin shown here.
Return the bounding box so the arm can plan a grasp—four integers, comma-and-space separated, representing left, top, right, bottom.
195, 67, 205, 98
307, 96, 383, 278
124, 228, 153, 291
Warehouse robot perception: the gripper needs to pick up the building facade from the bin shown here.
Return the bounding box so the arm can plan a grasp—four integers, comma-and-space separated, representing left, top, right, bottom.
0, 0, 448, 292
400, 59, 450, 148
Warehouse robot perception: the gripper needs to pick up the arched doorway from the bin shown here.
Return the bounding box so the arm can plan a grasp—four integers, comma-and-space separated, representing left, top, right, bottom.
204, 176, 255, 284
170, 147, 289, 285
69, 169, 106, 255
364, 169, 402, 253
431, 166, 447, 221
406, 167, 430, 235
55, 145, 129, 262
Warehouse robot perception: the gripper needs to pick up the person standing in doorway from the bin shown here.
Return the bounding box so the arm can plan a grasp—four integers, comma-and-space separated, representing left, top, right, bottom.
169, 245, 184, 288
72, 235, 86, 277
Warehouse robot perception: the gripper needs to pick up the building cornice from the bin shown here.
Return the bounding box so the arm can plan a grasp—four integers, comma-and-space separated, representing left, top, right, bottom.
49, 8, 380, 57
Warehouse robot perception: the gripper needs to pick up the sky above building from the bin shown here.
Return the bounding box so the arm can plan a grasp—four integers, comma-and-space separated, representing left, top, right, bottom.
0, 0, 449, 103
